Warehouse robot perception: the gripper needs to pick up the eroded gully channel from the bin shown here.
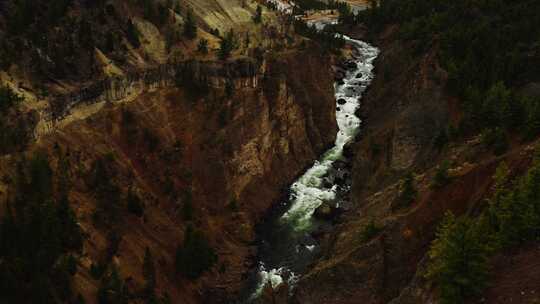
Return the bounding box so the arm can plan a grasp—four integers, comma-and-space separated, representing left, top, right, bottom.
239, 34, 379, 303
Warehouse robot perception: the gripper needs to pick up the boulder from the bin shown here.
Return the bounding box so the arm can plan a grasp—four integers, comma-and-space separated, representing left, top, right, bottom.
345, 61, 357, 70
343, 141, 355, 158
311, 223, 333, 239
332, 160, 348, 170
337, 98, 347, 105
313, 202, 340, 220
262, 282, 289, 304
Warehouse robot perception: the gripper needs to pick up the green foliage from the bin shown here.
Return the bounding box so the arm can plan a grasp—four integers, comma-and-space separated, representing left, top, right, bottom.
182, 193, 193, 221
91, 157, 122, 224
432, 160, 451, 189
142, 247, 156, 296
78, 18, 94, 49
126, 19, 141, 48
359, 219, 383, 243
434, 128, 448, 151
337, 2, 354, 25
369, 137, 382, 156
426, 212, 492, 304
253, 5, 263, 24
524, 96, 540, 139
228, 199, 238, 212
0, 86, 23, 114
398, 172, 417, 207
426, 156, 540, 302
480, 127, 509, 156
48, 0, 72, 25
57, 195, 85, 251
0, 152, 83, 303
209, 28, 220, 37
91, 262, 107, 280
183, 9, 197, 40
225, 81, 235, 98
7, 0, 37, 34
487, 159, 540, 247
218, 29, 238, 60
358, 0, 540, 139
175, 225, 217, 279
143, 128, 160, 152
197, 39, 209, 54
126, 189, 144, 217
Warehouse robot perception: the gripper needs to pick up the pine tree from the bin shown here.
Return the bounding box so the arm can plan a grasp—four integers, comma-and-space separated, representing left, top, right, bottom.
175, 226, 217, 279
57, 195, 84, 252
127, 189, 144, 217
142, 247, 156, 295
426, 212, 492, 304
126, 19, 141, 48
432, 160, 451, 189
197, 39, 208, 54
218, 30, 236, 60
398, 172, 416, 207
0, 86, 23, 114
525, 98, 540, 139
183, 9, 197, 39
434, 128, 448, 151
253, 5, 263, 23
488, 158, 540, 246
182, 196, 193, 221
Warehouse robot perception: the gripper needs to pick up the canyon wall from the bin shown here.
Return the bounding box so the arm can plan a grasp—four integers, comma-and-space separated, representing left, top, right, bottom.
37, 59, 262, 136
290, 26, 534, 304
6, 46, 337, 304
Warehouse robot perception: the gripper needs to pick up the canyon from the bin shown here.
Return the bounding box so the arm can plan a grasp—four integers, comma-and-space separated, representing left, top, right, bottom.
1, 1, 540, 304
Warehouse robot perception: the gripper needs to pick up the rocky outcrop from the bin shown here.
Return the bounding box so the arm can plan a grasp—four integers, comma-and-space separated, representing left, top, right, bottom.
38, 58, 262, 135
350, 29, 449, 201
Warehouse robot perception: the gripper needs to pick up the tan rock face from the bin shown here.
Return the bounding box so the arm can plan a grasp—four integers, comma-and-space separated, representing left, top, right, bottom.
0, 46, 336, 304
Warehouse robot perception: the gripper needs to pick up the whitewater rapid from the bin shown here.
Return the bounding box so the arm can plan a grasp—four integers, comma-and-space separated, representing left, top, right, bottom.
248, 36, 379, 301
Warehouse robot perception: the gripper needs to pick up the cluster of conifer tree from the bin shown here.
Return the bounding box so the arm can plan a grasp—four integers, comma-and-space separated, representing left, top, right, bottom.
0, 86, 26, 154
427, 153, 540, 303
0, 152, 84, 303
354, 0, 540, 152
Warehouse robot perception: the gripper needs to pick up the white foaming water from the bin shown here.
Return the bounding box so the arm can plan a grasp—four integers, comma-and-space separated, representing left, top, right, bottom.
307, 19, 338, 31
251, 263, 299, 299
250, 36, 379, 300
281, 36, 379, 231
266, 0, 295, 14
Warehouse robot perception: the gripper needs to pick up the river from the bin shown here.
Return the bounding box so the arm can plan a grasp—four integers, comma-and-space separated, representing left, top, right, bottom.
238, 33, 379, 303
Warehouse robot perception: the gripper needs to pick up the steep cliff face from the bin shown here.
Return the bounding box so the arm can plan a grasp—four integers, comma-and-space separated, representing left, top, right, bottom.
350, 27, 450, 200
294, 27, 453, 304
293, 25, 540, 304
0, 45, 337, 303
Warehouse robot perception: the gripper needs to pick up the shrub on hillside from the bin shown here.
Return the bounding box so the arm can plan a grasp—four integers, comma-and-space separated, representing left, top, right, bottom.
175, 226, 217, 279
